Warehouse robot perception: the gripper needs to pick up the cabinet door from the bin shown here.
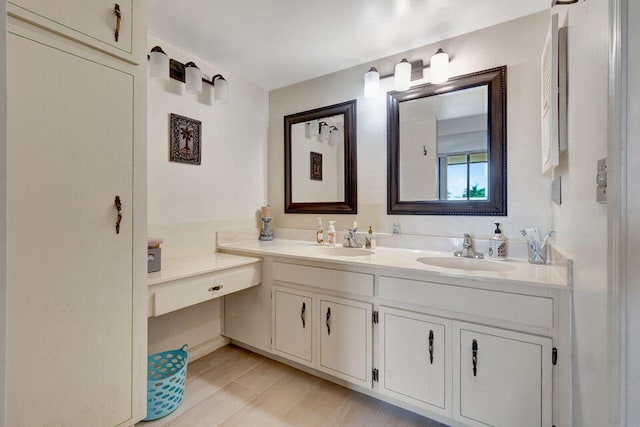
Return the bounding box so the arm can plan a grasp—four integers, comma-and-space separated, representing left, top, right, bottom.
6, 29, 137, 426
379, 307, 450, 416
272, 287, 313, 366
318, 296, 372, 387
454, 323, 552, 427
7, 0, 136, 62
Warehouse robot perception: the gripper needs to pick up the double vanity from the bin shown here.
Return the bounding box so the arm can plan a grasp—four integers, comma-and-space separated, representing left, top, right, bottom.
211, 234, 571, 427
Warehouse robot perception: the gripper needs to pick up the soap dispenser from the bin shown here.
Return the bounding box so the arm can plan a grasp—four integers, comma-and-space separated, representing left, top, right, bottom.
327, 221, 336, 247
365, 226, 376, 250
316, 218, 324, 245
488, 222, 507, 260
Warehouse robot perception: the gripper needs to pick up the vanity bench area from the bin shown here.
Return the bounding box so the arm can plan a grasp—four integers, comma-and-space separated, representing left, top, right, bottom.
216, 235, 572, 427
147, 253, 262, 322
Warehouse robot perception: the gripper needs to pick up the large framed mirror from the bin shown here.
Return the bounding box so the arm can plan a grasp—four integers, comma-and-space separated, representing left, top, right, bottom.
387, 66, 506, 215
285, 100, 357, 214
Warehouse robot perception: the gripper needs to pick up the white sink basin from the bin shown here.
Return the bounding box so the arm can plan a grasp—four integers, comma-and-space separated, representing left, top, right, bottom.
416, 256, 516, 272
312, 246, 375, 257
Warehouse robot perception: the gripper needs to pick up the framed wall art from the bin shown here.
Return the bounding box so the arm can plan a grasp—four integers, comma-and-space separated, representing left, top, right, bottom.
310, 151, 322, 181
170, 113, 201, 165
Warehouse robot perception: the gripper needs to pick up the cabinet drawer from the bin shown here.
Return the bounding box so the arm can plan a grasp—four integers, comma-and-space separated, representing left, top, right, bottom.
8, 0, 137, 63
379, 276, 553, 329
273, 262, 374, 297
150, 264, 261, 316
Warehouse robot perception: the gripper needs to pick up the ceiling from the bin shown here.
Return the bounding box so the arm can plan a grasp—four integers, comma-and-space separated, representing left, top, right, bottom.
148, 0, 550, 91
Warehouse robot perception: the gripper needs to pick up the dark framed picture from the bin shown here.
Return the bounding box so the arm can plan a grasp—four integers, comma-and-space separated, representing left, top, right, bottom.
310, 151, 322, 181
170, 113, 202, 165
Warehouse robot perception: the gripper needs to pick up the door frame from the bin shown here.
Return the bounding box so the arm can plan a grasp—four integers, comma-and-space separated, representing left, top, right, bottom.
607, 0, 632, 425
0, 3, 7, 426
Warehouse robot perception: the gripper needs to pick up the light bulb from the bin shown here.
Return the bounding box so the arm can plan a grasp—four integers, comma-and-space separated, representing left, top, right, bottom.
185, 62, 202, 94
430, 48, 450, 84
364, 67, 380, 98
394, 58, 411, 91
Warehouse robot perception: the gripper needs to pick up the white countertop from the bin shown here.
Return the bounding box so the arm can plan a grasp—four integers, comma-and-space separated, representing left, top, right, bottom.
217, 239, 570, 290
147, 252, 262, 287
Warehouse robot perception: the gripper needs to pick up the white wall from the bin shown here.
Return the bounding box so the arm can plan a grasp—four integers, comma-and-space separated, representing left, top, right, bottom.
0, 2, 6, 425
549, 1, 611, 426
268, 12, 551, 241
147, 35, 269, 356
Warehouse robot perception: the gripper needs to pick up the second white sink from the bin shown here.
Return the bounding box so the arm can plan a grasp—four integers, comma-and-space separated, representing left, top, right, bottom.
416, 256, 516, 272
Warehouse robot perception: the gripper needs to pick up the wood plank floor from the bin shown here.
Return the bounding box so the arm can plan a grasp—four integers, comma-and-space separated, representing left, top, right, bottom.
137, 344, 447, 427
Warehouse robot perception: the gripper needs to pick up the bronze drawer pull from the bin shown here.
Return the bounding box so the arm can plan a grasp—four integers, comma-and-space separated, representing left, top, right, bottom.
114, 195, 122, 234
114, 4, 121, 42
208, 285, 223, 292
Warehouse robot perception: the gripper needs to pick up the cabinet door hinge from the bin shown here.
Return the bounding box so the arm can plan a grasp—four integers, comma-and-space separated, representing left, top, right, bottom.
372, 311, 379, 324
372, 368, 379, 382
552, 347, 558, 365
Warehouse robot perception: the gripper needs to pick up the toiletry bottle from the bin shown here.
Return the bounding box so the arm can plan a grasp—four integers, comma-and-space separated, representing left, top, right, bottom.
366, 226, 377, 249
352, 221, 358, 233
327, 221, 336, 246
489, 222, 507, 260
316, 218, 324, 245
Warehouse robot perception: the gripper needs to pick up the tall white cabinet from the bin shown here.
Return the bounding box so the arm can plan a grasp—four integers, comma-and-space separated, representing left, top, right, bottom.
5, 2, 147, 425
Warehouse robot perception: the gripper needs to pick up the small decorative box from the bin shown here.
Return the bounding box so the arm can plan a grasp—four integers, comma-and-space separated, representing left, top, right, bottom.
148, 247, 161, 273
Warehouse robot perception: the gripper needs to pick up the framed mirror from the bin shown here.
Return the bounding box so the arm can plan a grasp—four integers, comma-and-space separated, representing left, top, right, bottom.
387, 66, 507, 215
285, 100, 357, 214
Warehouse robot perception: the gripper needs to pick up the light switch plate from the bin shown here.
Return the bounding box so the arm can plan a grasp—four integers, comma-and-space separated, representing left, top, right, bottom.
596, 157, 607, 203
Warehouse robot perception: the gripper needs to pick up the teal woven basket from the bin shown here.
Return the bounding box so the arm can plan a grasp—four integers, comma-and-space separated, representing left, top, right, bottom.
143, 345, 189, 421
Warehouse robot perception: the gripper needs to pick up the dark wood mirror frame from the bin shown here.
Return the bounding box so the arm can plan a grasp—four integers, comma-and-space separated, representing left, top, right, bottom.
387, 66, 507, 216
284, 99, 357, 214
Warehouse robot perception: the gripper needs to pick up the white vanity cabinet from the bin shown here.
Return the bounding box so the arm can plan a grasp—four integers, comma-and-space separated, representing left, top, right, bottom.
454, 323, 552, 427
379, 307, 451, 417
219, 243, 571, 427
267, 261, 374, 388
7, 0, 138, 62
318, 296, 372, 387
272, 286, 314, 366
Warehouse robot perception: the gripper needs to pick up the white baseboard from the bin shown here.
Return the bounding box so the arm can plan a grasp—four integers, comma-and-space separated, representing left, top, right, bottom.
188, 335, 230, 362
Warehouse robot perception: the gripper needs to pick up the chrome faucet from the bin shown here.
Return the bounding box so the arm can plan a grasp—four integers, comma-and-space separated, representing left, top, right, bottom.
454, 233, 483, 259
343, 228, 363, 248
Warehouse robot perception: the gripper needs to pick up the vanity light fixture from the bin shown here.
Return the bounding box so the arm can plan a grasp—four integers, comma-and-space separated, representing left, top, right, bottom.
364, 67, 380, 98
149, 46, 169, 80
211, 74, 229, 103
394, 58, 412, 91
184, 62, 202, 94
147, 46, 230, 102
319, 121, 331, 142
430, 48, 450, 84
363, 48, 451, 98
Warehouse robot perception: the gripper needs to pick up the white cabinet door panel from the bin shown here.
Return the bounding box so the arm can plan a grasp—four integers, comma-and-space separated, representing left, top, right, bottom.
7, 30, 135, 427
273, 288, 313, 365
318, 296, 372, 387
455, 323, 552, 427
380, 307, 450, 415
